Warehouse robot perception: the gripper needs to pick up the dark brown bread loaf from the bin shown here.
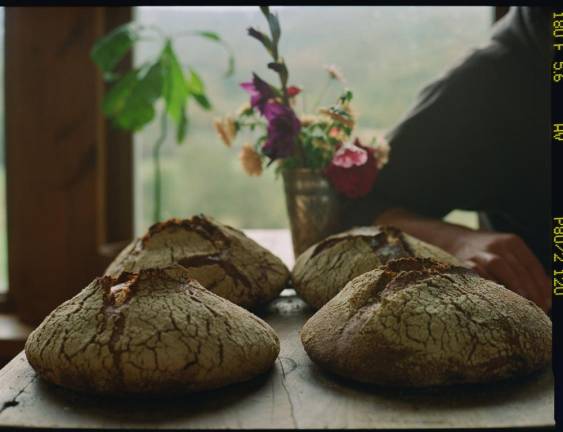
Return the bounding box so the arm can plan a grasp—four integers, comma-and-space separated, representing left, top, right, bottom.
292, 225, 462, 309
106, 214, 289, 309
301, 257, 551, 387
25, 266, 280, 395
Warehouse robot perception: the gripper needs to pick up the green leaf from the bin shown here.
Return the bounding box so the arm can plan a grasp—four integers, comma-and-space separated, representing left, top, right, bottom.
193, 30, 235, 77
176, 105, 189, 143
238, 105, 255, 118
258, 7, 280, 57
102, 61, 163, 131
268, 61, 288, 87
339, 89, 353, 103
102, 68, 138, 117
195, 31, 220, 41
160, 40, 189, 123
118, 63, 162, 130
226, 54, 235, 77
247, 27, 275, 58
187, 68, 211, 110
192, 93, 211, 111
91, 23, 138, 73
101, 71, 123, 83
266, 12, 281, 46
187, 68, 204, 94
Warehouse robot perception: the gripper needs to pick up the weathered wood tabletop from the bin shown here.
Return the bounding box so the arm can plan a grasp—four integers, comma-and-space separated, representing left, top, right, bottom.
0, 230, 555, 429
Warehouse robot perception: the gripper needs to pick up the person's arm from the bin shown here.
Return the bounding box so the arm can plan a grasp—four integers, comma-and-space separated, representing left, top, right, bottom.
376, 208, 551, 312
339, 9, 552, 311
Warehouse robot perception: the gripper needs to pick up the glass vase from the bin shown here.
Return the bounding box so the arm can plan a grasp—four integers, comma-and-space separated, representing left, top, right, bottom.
282, 168, 344, 258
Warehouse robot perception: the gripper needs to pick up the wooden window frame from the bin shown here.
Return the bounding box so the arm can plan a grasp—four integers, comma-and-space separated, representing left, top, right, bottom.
3, 7, 133, 325
0, 5, 505, 326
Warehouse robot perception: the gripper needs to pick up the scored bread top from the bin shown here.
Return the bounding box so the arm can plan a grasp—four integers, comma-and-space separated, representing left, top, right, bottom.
25, 265, 280, 395
106, 214, 289, 309
301, 257, 552, 387
292, 225, 462, 309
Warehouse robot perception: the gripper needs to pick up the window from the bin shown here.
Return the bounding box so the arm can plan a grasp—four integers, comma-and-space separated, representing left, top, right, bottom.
3, 7, 133, 323
133, 6, 491, 234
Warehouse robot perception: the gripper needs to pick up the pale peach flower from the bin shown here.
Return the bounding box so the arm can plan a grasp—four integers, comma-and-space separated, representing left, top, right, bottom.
324, 64, 346, 83
239, 143, 263, 176
373, 134, 390, 169
213, 116, 237, 147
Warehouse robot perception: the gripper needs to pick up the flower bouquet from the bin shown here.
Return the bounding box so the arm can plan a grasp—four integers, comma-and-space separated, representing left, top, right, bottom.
215, 6, 389, 255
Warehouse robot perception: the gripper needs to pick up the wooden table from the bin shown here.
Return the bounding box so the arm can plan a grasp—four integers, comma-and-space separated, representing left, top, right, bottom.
0, 230, 555, 429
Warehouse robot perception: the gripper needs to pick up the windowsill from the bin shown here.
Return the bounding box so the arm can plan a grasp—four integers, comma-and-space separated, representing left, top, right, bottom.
0, 313, 33, 366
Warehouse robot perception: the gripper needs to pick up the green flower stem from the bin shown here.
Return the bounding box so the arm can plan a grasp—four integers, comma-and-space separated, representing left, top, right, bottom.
279, 73, 290, 107
260, 7, 305, 167
237, 120, 266, 129
272, 62, 305, 165
152, 108, 168, 223
312, 77, 333, 111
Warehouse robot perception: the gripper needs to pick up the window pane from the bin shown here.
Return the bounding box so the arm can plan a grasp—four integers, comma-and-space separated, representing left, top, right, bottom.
133, 6, 490, 233
0, 7, 6, 293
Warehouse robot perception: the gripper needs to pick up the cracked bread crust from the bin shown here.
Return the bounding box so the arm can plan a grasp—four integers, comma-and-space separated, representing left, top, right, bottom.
25, 266, 280, 396
105, 214, 290, 309
292, 226, 462, 309
300, 258, 552, 387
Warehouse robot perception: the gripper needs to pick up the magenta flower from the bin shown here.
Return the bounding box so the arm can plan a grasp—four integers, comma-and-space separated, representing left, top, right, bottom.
240, 73, 276, 114
262, 102, 301, 160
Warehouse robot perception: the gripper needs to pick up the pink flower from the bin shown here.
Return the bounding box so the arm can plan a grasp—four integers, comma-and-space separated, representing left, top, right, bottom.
330, 142, 368, 168
325, 139, 378, 199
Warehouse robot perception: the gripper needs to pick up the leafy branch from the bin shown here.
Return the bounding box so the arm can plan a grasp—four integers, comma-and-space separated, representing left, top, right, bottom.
248, 7, 289, 106
91, 22, 234, 223
246, 7, 305, 165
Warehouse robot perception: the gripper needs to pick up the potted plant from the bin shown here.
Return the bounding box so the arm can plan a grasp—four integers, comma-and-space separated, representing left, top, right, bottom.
215, 7, 389, 256
91, 22, 234, 224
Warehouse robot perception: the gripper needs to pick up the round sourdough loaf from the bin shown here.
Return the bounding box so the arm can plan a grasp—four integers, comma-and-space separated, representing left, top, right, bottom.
106, 214, 289, 309
25, 266, 280, 396
300, 258, 551, 387
292, 225, 462, 309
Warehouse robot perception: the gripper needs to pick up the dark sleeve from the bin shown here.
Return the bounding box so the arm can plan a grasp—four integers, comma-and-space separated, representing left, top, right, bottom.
342, 36, 526, 228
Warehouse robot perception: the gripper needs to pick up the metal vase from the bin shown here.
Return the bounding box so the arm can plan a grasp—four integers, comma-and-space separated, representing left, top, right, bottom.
283, 168, 343, 258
